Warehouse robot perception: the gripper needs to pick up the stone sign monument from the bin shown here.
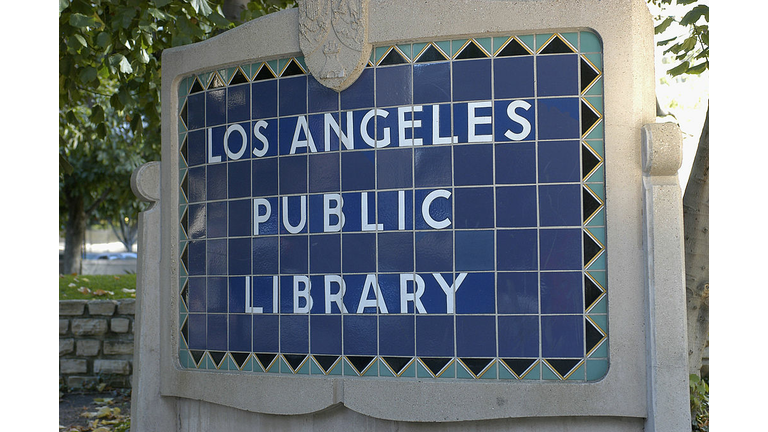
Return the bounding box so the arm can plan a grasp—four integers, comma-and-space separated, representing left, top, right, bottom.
130, 0, 690, 430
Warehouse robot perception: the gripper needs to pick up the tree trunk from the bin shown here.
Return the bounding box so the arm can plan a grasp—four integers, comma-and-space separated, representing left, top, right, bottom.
683, 104, 709, 377
62, 190, 87, 275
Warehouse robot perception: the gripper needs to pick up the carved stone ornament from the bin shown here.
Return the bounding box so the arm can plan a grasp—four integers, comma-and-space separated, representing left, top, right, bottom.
298, 0, 371, 91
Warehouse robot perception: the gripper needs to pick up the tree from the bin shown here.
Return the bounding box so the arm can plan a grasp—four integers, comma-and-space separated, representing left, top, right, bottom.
648, 0, 709, 378
59, 0, 294, 274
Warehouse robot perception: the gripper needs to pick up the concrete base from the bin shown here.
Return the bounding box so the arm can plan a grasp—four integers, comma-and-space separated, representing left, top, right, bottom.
175, 400, 645, 432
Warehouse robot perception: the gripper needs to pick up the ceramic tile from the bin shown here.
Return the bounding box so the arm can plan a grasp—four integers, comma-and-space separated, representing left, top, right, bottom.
177, 32, 607, 380
580, 31, 602, 53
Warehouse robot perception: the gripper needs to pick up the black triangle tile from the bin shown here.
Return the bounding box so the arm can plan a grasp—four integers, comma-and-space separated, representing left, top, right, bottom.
382, 356, 412, 375
501, 358, 537, 377
581, 57, 600, 93
281, 59, 305, 77
253, 64, 276, 81
230, 68, 249, 85
180, 316, 189, 347
346, 356, 375, 375
460, 357, 493, 376
583, 187, 602, 223
313, 355, 339, 373
180, 243, 189, 273
379, 47, 408, 66
585, 318, 606, 355
456, 41, 488, 59
180, 207, 189, 237
180, 172, 189, 201
180, 279, 189, 309
190, 350, 205, 366
231, 352, 250, 369
540, 35, 575, 54
583, 230, 603, 266
581, 100, 601, 136
497, 38, 531, 57
190, 77, 205, 94
582, 144, 601, 181
255, 353, 277, 371
420, 357, 451, 376
284, 354, 307, 372
415, 44, 448, 63
180, 135, 188, 166
545, 358, 581, 378
209, 351, 227, 367
584, 274, 605, 311
208, 72, 226, 89
179, 100, 188, 128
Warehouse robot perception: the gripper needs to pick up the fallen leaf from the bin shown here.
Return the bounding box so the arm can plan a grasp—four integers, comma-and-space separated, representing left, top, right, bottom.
82, 277, 90, 282
68, 283, 77, 287
121, 288, 136, 293
78, 287, 91, 294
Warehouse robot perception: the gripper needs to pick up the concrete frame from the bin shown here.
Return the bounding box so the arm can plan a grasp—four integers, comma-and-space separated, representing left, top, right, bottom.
131, 0, 690, 430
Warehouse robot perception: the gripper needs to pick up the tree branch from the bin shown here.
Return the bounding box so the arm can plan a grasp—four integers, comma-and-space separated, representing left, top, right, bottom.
85, 187, 113, 216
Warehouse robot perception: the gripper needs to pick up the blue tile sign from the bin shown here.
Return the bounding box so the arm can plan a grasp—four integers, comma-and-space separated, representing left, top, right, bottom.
177, 32, 608, 381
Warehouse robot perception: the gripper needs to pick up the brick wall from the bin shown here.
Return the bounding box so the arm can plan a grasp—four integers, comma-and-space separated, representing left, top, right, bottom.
59, 299, 135, 390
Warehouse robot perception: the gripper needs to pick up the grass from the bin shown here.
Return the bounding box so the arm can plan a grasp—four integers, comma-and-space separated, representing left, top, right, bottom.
59, 274, 137, 300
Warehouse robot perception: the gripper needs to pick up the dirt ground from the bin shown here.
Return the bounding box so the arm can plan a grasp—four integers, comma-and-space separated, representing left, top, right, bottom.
59, 390, 131, 431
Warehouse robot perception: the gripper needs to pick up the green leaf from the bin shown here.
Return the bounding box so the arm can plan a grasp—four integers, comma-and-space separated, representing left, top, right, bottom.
66, 36, 82, 51
96, 32, 111, 48
191, 0, 213, 16
110, 93, 124, 111
96, 122, 108, 138
116, 7, 137, 29
66, 110, 78, 125
687, 61, 708, 75
654, 16, 674, 35
60, 153, 74, 175
680, 35, 697, 52
147, 8, 168, 20
207, 11, 231, 28
154, 0, 172, 7
92, 105, 105, 123
79, 66, 98, 83
681, 5, 708, 26
60, 0, 70, 13
69, 13, 97, 28
657, 36, 677, 47
138, 48, 150, 64
71, 34, 87, 49
668, 61, 689, 77
119, 56, 133, 73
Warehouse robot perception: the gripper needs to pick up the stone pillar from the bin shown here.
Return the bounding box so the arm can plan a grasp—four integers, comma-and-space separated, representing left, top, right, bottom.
641, 123, 692, 431
130, 161, 176, 430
